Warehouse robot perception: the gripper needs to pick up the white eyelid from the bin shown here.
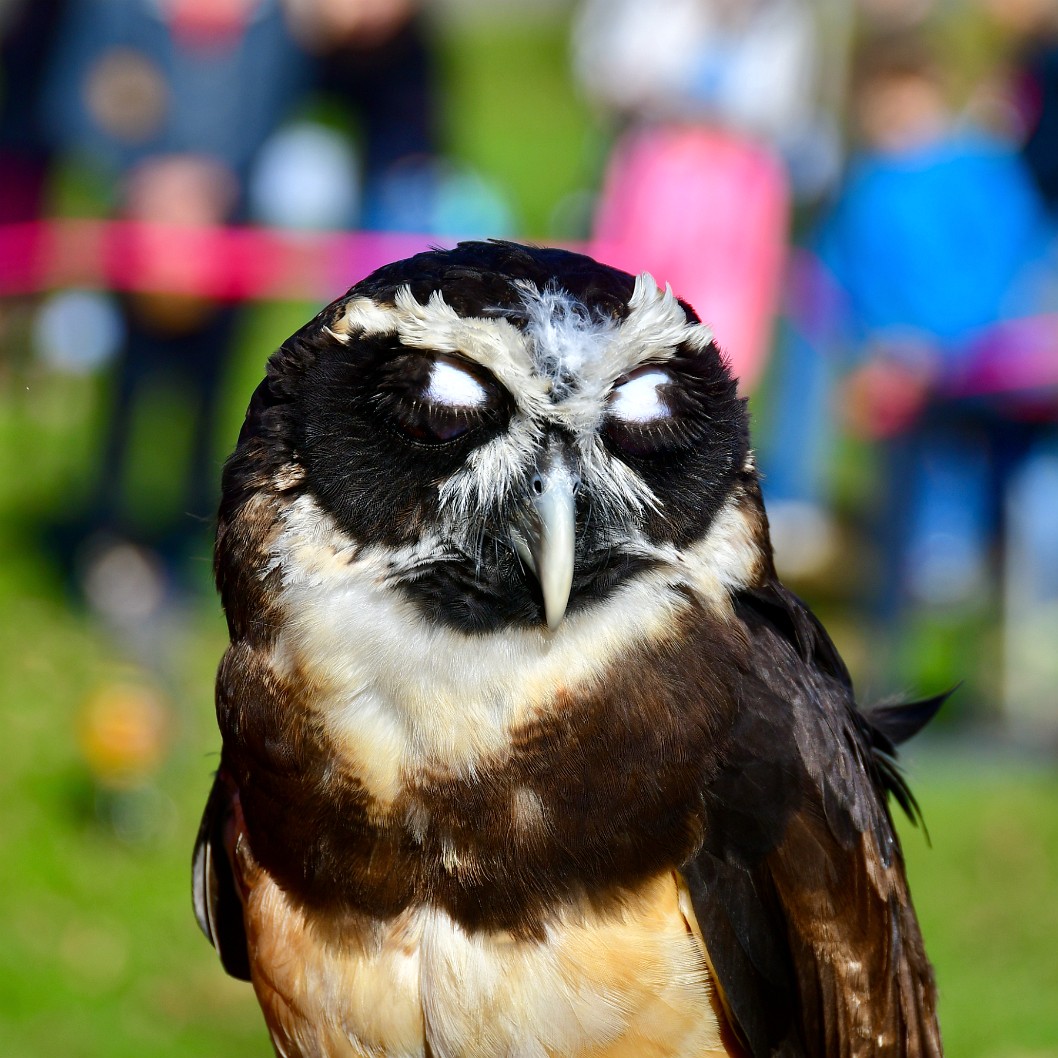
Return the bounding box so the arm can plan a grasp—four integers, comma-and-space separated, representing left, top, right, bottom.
610, 370, 671, 423
425, 360, 489, 409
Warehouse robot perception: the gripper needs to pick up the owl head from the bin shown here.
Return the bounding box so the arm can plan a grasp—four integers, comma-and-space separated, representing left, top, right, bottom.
217, 240, 767, 640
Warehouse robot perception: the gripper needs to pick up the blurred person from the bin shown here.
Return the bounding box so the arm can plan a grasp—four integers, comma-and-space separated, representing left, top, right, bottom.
986, 0, 1058, 212
0, 0, 69, 376
573, 0, 846, 201
575, 0, 853, 577
284, 0, 438, 231
0, 0, 67, 225
818, 33, 1055, 356
788, 30, 1058, 728
269, 0, 513, 238
574, 0, 846, 409
35, 0, 309, 603
855, 0, 937, 31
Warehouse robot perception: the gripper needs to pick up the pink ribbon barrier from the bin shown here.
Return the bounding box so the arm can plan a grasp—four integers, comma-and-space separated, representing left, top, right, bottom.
0, 219, 451, 302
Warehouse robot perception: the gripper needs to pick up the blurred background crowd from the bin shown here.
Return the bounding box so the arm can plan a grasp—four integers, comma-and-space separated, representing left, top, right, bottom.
1, 0, 1056, 1055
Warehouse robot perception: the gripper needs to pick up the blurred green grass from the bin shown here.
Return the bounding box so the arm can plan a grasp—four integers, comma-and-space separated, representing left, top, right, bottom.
898, 754, 1058, 1058
2, 12, 1057, 1058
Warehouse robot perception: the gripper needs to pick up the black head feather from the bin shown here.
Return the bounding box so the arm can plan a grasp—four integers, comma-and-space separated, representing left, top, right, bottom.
217, 240, 749, 633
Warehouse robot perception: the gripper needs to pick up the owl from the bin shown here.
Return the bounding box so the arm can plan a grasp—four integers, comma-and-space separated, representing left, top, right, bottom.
193, 241, 943, 1057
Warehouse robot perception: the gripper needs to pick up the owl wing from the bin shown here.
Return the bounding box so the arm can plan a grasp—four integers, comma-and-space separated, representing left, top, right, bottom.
192, 768, 252, 981
683, 579, 943, 1058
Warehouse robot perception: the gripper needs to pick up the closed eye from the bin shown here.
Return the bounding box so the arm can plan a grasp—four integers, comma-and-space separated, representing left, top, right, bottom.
380, 352, 509, 444
609, 369, 672, 425
603, 366, 694, 456
425, 359, 491, 409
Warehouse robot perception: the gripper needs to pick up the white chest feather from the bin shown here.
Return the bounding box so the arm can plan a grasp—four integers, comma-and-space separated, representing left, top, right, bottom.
266, 496, 695, 803
263, 490, 764, 806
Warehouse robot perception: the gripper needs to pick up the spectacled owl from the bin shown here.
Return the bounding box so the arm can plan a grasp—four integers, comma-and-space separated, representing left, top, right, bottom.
193, 240, 943, 1058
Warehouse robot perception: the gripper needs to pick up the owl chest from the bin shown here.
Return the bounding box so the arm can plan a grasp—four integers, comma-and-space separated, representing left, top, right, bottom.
244, 867, 732, 1058
229, 617, 718, 930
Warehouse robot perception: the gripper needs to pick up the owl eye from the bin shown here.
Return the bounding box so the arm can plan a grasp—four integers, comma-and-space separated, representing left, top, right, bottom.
609, 369, 672, 425
602, 367, 680, 456
381, 353, 505, 444
425, 360, 490, 409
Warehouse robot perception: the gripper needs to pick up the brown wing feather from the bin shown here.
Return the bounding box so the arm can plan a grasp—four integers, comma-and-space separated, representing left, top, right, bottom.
192, 768, 252, 981
685, 581, 942, 1058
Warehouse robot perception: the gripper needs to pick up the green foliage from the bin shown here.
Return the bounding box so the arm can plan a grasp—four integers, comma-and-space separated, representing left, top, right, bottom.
0, 551, 268, 1057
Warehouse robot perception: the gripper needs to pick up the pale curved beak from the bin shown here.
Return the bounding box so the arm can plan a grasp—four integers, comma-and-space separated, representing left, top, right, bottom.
511, 456, 579, 631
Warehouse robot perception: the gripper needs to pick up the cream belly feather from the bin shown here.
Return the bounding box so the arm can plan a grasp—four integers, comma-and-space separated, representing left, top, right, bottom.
239, 850, 732, 1058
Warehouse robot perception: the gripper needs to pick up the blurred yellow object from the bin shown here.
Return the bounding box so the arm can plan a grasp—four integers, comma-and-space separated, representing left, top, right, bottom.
78, 682, 170, 788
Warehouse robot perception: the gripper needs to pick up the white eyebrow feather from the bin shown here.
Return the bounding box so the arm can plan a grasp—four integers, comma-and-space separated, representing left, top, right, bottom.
517, 273, 713, 398
621, 273, 713, 352
515, 282, 613, 388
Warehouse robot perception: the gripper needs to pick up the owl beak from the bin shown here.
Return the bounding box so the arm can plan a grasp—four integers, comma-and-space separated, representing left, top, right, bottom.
511, 456, 579, 631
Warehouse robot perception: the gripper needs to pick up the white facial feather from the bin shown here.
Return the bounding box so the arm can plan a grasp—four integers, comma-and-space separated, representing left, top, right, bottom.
576, 437, 662, 520
328, 282, 687, 530
621, 274, 714, 355
328, 294, 400, 341
330, 272, 712, 442
392, 287, 555, 420
436, 416, 543, 539
264, 489, 764, 803
514, 282, 613, 389
266, 494, 709, 802
679, 495, 766, 607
